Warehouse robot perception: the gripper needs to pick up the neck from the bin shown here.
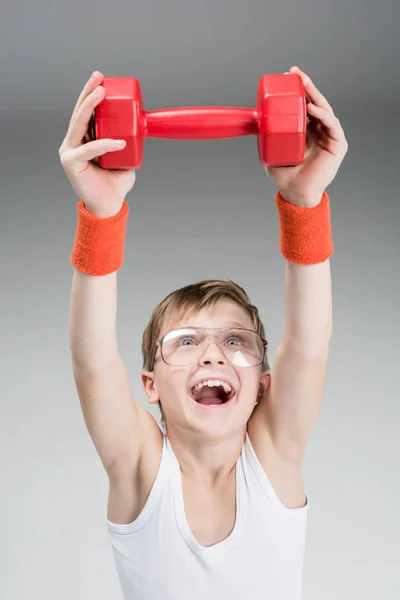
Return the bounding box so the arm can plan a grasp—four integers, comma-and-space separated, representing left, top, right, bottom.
165, 424, 246, 485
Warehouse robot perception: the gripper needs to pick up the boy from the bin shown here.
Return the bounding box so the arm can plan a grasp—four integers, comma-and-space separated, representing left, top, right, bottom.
59, 66, 348, 599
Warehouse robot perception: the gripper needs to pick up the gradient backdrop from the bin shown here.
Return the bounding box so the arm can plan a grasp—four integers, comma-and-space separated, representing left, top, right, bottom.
1, 0, 399, 598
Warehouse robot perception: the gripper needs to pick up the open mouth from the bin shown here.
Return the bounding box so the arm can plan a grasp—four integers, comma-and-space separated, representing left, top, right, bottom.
189, 379, 236, 408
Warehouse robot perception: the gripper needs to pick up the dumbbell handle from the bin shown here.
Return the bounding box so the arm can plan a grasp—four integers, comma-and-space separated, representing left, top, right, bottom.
144, 107, 258, 139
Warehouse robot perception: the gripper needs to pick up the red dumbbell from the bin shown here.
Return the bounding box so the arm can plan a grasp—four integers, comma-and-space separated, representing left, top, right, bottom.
89, 73, 307, 170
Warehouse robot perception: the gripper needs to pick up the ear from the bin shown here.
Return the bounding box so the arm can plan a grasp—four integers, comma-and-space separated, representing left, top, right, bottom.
257, 371, 271, 400
141, 370, 159, 405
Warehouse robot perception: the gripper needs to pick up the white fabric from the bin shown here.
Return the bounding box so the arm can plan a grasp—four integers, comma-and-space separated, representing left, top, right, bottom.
106, 433, 309, 599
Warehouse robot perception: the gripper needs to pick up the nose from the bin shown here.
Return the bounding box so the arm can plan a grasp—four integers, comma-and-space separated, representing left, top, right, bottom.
199, 340, 226, 365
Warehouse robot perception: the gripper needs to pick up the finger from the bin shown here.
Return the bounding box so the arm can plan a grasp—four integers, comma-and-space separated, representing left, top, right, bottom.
64, 85, 106, 150
70, 71, 104, 122
289, 66, 333, 113
60, 138, 126, 169
306, 103, 344, 143
60, 72, 104, 153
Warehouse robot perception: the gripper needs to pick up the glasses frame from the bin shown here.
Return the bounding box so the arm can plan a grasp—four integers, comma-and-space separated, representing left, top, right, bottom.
155, 326, 268, 368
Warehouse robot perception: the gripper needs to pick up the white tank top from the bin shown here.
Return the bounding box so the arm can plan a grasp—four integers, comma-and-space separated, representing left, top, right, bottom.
106, 433, 309, 599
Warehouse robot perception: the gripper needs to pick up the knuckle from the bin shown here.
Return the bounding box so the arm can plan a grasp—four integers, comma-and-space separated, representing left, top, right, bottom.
87, 89, 100, 104
59, 149, 72, 165
82, 93, 93, 107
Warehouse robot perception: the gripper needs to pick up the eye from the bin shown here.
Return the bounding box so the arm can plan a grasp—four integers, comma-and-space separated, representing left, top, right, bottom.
225, 336, 244, 346
177, 336, 197, 346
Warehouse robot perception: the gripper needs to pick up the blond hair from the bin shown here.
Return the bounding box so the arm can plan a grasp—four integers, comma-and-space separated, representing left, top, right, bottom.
141, 279, 270, 373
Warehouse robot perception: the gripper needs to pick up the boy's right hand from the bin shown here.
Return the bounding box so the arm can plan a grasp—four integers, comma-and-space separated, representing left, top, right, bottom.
59, 71, 136, 218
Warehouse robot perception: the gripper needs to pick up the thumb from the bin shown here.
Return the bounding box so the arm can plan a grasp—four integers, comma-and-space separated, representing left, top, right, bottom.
61, 139, 126, 171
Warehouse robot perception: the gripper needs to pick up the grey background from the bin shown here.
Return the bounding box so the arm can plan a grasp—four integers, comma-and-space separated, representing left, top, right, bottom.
1, 0, 399, 598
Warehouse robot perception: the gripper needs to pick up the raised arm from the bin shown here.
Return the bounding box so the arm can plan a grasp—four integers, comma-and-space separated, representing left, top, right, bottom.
69, 268, 160, 475
250, 66, 348, 461
59, 71, 162, 480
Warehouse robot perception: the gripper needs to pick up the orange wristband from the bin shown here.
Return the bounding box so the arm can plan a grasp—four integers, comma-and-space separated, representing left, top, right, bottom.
275, 190, 333, 265
70, 200, 129, 275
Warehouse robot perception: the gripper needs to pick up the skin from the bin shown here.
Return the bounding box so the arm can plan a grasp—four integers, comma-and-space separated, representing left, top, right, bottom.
62, 65, 348, 543
142, 299, 270, 484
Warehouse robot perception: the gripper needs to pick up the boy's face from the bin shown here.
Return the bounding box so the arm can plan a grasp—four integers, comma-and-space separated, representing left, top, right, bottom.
142, 299, 270, 438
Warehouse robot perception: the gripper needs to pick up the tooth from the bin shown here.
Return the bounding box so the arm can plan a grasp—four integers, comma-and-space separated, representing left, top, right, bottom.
191, 379, 233, 393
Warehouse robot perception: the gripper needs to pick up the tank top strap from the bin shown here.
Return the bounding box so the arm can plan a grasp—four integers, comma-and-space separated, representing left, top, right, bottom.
105, 434, 172, 535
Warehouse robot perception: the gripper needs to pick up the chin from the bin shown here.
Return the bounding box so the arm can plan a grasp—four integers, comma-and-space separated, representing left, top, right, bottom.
187, 402, 251, 439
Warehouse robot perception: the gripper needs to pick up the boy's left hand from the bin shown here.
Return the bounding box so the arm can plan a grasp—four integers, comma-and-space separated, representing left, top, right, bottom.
265, 66, 348, 208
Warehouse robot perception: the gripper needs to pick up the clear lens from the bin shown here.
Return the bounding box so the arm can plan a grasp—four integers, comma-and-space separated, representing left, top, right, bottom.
161, 328, 263, 367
